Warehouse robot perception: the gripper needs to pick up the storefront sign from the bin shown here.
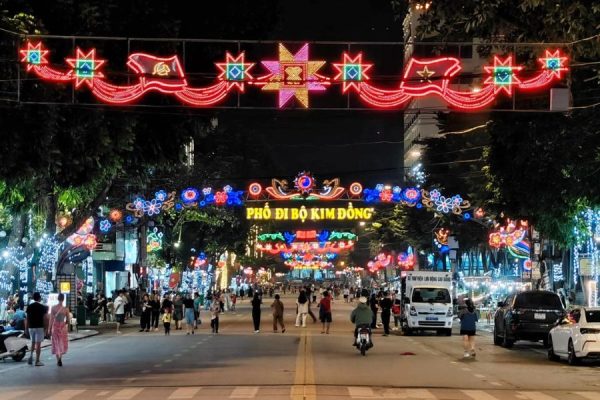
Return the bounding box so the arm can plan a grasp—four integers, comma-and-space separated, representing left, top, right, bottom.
245, 203, 374, 223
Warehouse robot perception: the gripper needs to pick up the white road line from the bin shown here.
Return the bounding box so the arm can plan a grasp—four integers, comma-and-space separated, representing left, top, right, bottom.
174, 353, 181, 357
462, 367, 472, 371
0, 391, 30, 400
96, 392, 110, 397
462, 390, 500, 400
229, 386, 259, 398
108, 388, 144, 400
164, 359, 173, 363
490, 382, 503, 386
124, 378, 136, 383
348, 387, 376, 398
517, 392, 559, 400
153, 364, 162, 368
574, 393, 600, 400
474, 374, 486, 378
168, 388, 201, 399
43, 390, 86, 400
404, 389, 436, 399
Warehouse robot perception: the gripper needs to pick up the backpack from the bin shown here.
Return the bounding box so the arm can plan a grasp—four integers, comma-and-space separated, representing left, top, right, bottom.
392, 304, 401, 315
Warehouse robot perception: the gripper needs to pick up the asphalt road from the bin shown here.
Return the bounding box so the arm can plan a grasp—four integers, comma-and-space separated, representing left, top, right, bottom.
2, 294, 600, 400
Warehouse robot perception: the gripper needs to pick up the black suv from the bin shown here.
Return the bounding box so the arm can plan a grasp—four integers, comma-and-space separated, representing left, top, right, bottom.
493, 291, 564, 348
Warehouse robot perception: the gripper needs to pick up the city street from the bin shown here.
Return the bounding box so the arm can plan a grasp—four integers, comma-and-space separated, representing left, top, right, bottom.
1, 295, 600, 400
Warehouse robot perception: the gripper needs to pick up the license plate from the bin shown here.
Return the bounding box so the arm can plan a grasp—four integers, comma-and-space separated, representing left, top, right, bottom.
534, 313, 545, 320
426, 316, 438, 321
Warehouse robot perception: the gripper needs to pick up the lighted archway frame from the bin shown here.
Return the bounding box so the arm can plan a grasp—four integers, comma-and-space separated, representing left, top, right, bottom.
255, 230, 357, 255
20, 41, 567, 109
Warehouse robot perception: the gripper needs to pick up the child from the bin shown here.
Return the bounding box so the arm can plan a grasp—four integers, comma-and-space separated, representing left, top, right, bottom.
210, 299, 220, 334
163, 308, 172, 335
231, 293, 237, 311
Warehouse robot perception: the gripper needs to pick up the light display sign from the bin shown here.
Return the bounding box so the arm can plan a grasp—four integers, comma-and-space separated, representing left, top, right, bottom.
20, 41, 567, 110
246, 203, 373, 223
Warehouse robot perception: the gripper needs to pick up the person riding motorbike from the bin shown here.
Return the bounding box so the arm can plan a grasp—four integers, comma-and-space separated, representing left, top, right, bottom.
350, 296, 374, 347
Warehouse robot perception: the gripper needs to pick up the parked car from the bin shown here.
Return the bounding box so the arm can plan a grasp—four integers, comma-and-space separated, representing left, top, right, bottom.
548, 307, 600, 365
493, 290, 564, 348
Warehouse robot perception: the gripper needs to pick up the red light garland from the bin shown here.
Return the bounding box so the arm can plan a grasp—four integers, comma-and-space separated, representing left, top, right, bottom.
20, 41, 568, 110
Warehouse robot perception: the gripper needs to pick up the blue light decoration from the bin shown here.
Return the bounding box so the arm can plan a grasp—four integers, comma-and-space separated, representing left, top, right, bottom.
362, 185, 470, 216
146, 227, 164, 253
126, 189, 175, 218
99, 219, 112, 233
573, 208, 600, 305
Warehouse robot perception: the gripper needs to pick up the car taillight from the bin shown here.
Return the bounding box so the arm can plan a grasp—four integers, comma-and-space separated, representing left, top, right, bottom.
580, 328, 600, 335
410, 306, 417, 316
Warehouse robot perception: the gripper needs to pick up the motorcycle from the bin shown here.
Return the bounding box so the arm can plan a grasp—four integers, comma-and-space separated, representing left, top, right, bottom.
0, 330, 29, 362
355, 324, 373, 356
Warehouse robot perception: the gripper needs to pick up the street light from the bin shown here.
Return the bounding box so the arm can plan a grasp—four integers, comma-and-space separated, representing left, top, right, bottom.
174, 241, 181, 248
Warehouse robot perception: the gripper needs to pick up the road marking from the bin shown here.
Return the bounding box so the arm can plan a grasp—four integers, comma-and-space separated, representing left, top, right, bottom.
229, 387, 258, 398
0, 391, 30, 400
462, 367, 472, 371
406, 389, 436, 399
490, 382, 502, 386
291, 329, 316, 400
517, 392, 559, 400
168, 388, 201, 399
348, 387, 376, 398
109, 388, 144, 400
474, 374, 486, 378
96, 392, 109, 397
43, 390, 86, 400
575, 393, 600, 400
153, 364, 162, 368
124, 378, 136, 383
165, 359, 173, 363
461, 390, 499, 400
174, 353, 181, 357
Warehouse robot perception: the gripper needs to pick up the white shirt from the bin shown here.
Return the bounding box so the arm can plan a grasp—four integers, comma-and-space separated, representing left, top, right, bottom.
114, 296, 125, 315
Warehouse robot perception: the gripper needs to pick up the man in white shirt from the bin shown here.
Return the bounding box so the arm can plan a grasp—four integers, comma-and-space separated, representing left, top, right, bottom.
113, 291, 126, 334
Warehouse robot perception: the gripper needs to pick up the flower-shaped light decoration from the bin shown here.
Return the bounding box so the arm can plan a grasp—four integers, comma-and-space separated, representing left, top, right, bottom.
181, 188, 200, 203
451, 195, 463, 206
202, 187, 212, 196
402, 187, 421, 204
430, 189, 441, 201
214, 191, 228, 205
133, 197, 145, 210
109, 209, 123, 222
223, 185, 232, 193
144, 198, 162, 216
155, 190, 168, 202
435, 196, 453, 214
99, 219, 112, 233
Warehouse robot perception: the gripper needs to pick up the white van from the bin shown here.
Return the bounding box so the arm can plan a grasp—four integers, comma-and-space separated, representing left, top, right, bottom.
402, 271, 453, 336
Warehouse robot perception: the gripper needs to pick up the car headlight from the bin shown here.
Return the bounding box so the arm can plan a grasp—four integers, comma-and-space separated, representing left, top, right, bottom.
446, 307, 453, 317
410, 306, 417, 316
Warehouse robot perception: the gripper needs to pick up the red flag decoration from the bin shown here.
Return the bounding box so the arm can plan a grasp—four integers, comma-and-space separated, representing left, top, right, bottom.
127, 54, 187, 92
400, 57, 461, 94
168, 272, 181, 289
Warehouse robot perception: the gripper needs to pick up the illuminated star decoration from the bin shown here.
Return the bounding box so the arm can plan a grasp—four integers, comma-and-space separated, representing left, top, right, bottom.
484, 56, 522, 95
19, 42, 49, 71
259, 43, 329, 108
66, 48, 105, 88
416, 66, 435, 82
538, 49, 568, 79
215, 52, 254, 92
332, 52, 373, 93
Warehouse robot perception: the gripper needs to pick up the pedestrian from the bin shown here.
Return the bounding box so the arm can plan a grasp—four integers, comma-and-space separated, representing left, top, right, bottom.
114, 290, 126, 334
380, 291, 393, 336
460, 298, 478, 358
193, 293, 202, 329
150, 293, 161, 332
204, 290, 212, 311
173, 294, 183, 330
139, 294, 151, 332
392, 296, 402, 331
251, 292, 262, 333
49, 293, 69, 366
239, 287, 245, 301
184, 294, 195, 335
343, 287, 350, 303
224, 289, 231, 312
369, 293, 378, 329
162, 307, 172, 335
271, 294, 286, 333
231, 292, 237, 311
318, 291, 332, 334
25, 292, 48, 366
210, 297, 220, 334
296, 290, 309, 327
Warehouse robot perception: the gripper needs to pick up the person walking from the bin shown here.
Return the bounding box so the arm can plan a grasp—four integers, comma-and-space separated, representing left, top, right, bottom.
210, 298, 220, 334
114, 290, 126, 334
183, 294, 196, 335
193, 292, 202, 329
392, 296, 402, 331
343, 287, 350, 303
49, 293, 69, 366
460, 298, 478, 358
318, 291, 332, 334
173, 294, 183, 330
369, 293, 378, 329
380, 291, 393, 336
150, 294, 161, 332
271, 294, 286, 333
251, 292, 262, 333
25, 292, 48, 366
139, 294, 151, 332
295, 290, 309, 327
